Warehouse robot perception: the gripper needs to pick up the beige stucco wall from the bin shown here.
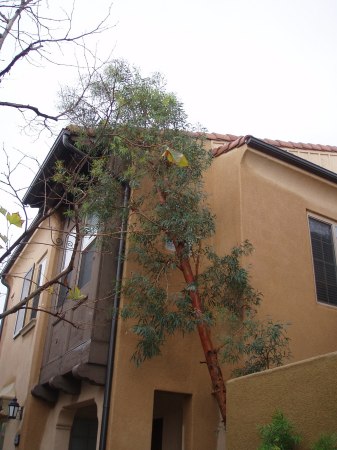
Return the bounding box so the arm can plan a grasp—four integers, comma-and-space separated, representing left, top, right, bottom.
38, 383, 103, 450
0, 213, 107, 450
226, 350, 337, 449
106, 159, 224, 450
207, 145, 337, 363
2, 141, 337, 450
107, 143, 337, 450
0, 214, 62, 450
206, 145, 337, 449
108, 302, 221, 450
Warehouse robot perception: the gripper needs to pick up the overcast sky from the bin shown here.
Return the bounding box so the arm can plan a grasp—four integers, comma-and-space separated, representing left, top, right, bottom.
1, 0, 337, 307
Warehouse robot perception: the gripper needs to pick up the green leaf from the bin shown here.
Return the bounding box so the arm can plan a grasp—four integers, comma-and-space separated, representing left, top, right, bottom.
0, 206, 7, 216
6, 212, 24, 228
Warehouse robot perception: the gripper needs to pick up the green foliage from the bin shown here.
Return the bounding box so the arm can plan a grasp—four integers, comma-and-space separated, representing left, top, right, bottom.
258, 411, 302, 450
311, 433, 337, 450
222, 319, 291, 377
199, 241, 261, 314
59, 59, 290, 372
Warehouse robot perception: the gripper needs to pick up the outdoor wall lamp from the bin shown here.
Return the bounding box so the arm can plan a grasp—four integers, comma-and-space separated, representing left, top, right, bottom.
8, 398, 23, 420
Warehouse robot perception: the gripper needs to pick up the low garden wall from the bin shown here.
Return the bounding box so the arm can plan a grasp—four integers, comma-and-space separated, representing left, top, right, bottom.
226, 350, 337, 449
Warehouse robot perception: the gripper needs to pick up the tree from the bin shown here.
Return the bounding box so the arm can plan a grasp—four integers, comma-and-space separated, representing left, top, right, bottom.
57, 60, 290, 423
0, 0, 111, 126
0, 60, 291, 424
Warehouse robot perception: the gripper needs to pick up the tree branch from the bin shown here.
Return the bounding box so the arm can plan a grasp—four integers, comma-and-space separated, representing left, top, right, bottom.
0, 101, 62, 121
0, 204, 81, 320
22, 305, 79, 328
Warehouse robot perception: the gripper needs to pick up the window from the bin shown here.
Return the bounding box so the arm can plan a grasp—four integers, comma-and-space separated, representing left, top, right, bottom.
14, 266, 34, 336
58, 229, 76, 308
30, 258, 47, 319
78, 215, 98, 289
309, 216, 337, 306
57, 215, 98, 308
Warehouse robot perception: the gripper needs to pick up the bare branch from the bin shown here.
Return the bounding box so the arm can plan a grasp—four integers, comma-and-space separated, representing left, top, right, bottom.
0, 101, 62, 121
21, 305, 80, 328
0, 0, 113, 125
0, 204, 81, 320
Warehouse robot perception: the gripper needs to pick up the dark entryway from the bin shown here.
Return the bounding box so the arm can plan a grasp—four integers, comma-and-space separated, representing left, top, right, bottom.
151, 391, 190, 450
68, 404, 98, 450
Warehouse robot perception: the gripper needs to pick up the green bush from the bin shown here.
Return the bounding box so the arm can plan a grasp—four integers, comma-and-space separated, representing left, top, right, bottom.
257, 411, 302, 450
311, 433, 337, 450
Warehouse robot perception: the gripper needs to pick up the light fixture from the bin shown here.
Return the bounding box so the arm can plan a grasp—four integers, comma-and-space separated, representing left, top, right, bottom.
8, 398, 23, 420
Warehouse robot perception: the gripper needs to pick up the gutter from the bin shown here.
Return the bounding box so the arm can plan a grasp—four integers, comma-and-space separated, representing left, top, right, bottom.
62, 131, 87, 158
246, 136, 337, 186
98, 183, 130, 450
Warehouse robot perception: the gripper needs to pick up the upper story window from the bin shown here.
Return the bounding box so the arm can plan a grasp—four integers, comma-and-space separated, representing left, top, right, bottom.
30, 258, 47, 320
13, 257, 48, 336
57, 215, 98, 308
308, 216, 337, 306
57, 229, 76, 308
14, 267, 34, 336
78, 215, 98, 289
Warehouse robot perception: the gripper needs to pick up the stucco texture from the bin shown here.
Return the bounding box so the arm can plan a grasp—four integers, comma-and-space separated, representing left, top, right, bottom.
226, 350, 337, 449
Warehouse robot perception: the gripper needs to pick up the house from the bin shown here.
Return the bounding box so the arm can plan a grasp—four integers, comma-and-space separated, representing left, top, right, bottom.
1, 129, 337, 450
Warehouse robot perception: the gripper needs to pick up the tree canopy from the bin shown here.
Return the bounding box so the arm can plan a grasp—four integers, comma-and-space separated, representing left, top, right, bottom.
0, 60, 290, 425
57, 60, 291, 423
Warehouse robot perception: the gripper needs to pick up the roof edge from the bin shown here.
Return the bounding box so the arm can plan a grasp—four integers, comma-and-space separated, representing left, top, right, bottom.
246, 136, 337, 186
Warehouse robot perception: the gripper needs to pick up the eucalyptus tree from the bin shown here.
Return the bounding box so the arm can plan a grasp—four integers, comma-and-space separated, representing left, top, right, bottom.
0, 60, 290, 424
56, 60, 291, 423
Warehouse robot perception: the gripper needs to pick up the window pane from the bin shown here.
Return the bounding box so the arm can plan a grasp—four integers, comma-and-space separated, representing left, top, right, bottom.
81, 215, 98, 251
57, 229, 76, 308
78, 241, 95, 289
31, 259, 47, 319
63, 231, 77, 270
309, 217, 337, 305
14, 267, 34, 335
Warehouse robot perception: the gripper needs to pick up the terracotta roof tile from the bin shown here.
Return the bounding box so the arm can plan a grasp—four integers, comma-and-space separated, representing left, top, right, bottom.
211, 135, 249, 157
208, 133, 337, 157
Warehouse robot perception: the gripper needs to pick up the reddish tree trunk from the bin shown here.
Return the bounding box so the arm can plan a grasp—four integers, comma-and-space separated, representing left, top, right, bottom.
179, 255, 227, 424
156, 187, 227, 423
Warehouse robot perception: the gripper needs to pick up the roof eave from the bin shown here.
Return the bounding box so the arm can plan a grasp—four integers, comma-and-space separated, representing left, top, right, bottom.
246, 136, 337, 186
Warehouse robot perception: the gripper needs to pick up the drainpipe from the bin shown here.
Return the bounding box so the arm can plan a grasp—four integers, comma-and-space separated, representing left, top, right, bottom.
98, 183, 130, 450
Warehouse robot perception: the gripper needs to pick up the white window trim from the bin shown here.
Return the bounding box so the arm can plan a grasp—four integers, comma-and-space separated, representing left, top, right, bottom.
30, 257, 47, 320
13, 266, 34, 337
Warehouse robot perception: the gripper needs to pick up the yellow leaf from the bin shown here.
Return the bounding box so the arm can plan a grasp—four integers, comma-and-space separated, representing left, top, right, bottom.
161, 148, 189, 167
6, 212, 24, 228
67, 286, 86, 301
47, 286, 55, 295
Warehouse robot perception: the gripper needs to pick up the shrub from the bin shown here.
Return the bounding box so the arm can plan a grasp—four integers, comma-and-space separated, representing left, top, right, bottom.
311, 433, 337, 450
257, 410, 301, 450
